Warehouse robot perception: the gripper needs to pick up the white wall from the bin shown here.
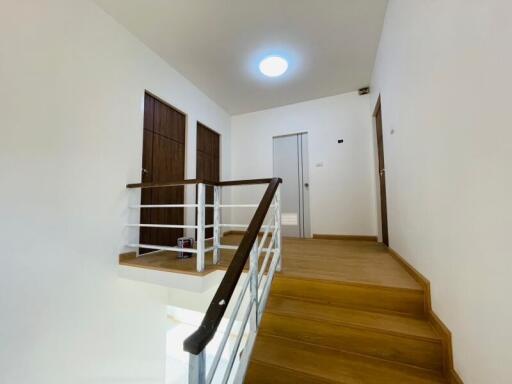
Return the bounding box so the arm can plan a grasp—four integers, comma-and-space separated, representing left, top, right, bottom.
230, 92, 377, 237
370, 1, 512, 382
0, 0, 230, 383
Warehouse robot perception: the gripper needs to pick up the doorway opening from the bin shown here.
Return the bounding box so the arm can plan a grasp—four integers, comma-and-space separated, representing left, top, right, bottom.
373, 96, 389, 246
273, 132, 311, 238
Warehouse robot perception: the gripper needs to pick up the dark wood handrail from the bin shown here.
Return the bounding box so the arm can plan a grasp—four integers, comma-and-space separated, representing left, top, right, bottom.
183, 177, 282, 355
126, 178, 274, 189
216, 178, 274, 186
126, 178, 214, 189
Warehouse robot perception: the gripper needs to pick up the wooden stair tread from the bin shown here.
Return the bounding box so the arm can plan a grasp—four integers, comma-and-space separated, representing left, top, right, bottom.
259, 306, 444, 371
271, 275, 426, 317
247, 335, 447, 384
279, 237, 422, 290
266, 295, 440, 341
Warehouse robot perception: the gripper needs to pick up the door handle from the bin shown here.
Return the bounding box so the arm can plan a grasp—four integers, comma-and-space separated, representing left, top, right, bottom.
142, 168, 149, 174
304, 182, 309, 188
379, 169, 386, 176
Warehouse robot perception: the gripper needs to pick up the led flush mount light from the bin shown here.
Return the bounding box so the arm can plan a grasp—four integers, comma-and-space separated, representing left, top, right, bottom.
259, 56, 288, 77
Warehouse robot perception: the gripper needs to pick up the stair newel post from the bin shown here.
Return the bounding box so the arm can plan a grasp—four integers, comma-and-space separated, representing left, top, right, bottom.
197, 182, 206, 272
249, 238, 259, 331
213, 185, 221, 264
275, 185, 282, 272
188, 350, 205, 384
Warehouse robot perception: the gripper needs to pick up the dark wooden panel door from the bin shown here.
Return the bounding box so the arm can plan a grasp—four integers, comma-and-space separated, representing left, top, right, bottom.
196, 123, 220, 239
140, 93, 186, 252
374, 97, 389, 246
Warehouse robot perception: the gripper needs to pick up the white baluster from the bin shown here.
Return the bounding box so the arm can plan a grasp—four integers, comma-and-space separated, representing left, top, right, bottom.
249, 238, 259, 331
189, 351, 205, 384
275, 186, 282, 272
213, 185, 221, 264
197, 183, 206, 272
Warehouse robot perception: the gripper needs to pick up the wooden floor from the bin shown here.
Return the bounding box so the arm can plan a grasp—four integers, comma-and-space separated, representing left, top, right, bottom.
120, 234, 453, 383
242, 237, 451, 383
120, 234, 420, 289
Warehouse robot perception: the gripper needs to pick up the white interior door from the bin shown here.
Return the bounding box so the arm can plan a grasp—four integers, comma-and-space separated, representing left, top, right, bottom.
273, 133, 310, 238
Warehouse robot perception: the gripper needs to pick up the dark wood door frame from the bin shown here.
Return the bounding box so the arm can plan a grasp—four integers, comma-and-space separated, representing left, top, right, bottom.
373, 96, 389, 246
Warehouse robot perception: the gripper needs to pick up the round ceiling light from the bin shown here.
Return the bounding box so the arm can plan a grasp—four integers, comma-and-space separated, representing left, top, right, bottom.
259, 56, 288, 77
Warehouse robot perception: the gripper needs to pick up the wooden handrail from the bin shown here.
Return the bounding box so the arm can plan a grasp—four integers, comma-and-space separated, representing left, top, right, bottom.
126, 178, 274, 189
183, 177, 282, 355
126, 178, 214, 189
216, 178, 274, 186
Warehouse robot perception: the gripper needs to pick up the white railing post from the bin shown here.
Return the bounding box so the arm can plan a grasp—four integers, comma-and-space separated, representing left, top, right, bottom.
189, 351, 205, 384
213, 185, 221, 264
197, 183, 206, 272
249, 238, 259, 331
275, 186, 282, 272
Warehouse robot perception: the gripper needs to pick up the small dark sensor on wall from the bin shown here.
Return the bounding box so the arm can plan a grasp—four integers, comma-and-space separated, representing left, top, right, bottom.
358, 87, 370, 95
338, 139, 344, 143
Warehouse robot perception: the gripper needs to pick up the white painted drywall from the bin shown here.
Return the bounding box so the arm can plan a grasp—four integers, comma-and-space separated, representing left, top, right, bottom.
230, 92, 378, 237
370, 1, 512, 382
0, 0, 230, 383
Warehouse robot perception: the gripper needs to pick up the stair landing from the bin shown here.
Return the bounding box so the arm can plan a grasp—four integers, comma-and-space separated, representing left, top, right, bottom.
277, 237, 420, 290
120, 235, 421, 291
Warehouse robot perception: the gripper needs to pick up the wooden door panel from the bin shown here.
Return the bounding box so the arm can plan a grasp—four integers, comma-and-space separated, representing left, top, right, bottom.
150, 135, 185, 245
140, 93, 185, 251
196, 123, 220, 239
213, 156, 219, 181
151, 134, 185, 180
142, 130, 153, 182
196, 151, 207, 180
144, 93, 154, 132
374, 98, 389, 246
196, 151, 214, 238
154, 100, 185, 143
212, 130, 220, 161
140, 129, 154, 245
197, 126, 207, 154
176, 113, 186, 143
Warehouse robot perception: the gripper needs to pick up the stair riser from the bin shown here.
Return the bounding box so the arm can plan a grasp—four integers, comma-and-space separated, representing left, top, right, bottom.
272, 277, 425, 316
260, 313, 444, 372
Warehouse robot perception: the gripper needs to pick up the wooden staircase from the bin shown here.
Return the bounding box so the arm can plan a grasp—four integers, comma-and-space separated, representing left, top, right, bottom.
245, 273, 453, 383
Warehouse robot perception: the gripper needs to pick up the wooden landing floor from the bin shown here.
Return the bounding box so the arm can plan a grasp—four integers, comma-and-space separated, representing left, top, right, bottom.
120, 234, 420, 290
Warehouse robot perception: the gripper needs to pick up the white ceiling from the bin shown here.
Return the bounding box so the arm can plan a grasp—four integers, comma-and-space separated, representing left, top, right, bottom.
93, 0, 388, 114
